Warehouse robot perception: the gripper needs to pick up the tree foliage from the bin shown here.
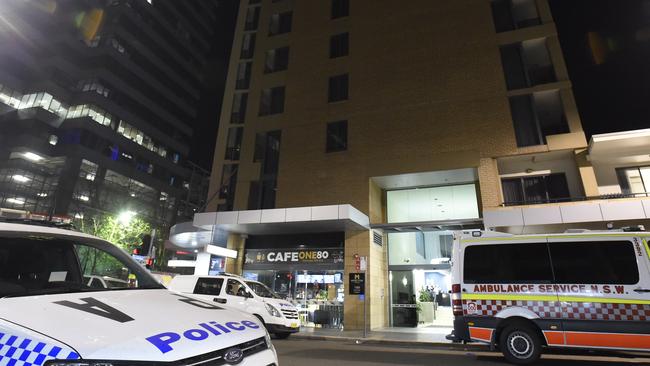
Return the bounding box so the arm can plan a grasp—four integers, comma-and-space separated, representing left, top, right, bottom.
78, 214, 151, 252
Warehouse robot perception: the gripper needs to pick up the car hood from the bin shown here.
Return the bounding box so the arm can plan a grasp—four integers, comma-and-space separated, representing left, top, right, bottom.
264, 298, 297, 310
0, 289, 267, 361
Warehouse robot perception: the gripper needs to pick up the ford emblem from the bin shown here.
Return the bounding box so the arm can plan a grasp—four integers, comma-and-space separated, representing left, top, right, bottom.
223, 347, 244, 364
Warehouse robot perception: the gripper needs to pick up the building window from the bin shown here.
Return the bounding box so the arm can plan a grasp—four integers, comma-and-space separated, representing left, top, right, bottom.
326, 120, 348, 152
509, 90, 568, 147
240, 33, 256, 59
387, 184, 480, 223
501, 173, 570, 205
616, 166, 650, 197
231, 93, 248, 124
328, 74, 349, 102
264, 47, 290, 73
329, 33, 349, 58
235, 62, 252, 90
249, 131, 281, 210
225, 127, 244, 161
269, 11, 292, 36
491, 0, 540, 33
500, 39, 555, 90
331, 0, 349, 19
259, 86, 285, 116
219, 164, 238, 211
245, 7, 261, 31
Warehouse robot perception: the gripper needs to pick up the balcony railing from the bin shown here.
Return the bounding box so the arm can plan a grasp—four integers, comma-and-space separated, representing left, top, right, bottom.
502, 192, 650, 207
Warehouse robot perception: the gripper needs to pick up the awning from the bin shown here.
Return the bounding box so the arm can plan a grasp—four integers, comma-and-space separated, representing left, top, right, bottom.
169, 205, 370, 249
589, 128, 650, 164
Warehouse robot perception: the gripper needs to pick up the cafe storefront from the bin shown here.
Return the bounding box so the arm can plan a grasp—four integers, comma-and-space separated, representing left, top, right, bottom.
241, 232, 345, 328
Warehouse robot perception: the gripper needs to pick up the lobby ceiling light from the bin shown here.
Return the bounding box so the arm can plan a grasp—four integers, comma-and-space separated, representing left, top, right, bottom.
7, 198, 25, 205
23, 152, 43, 162
12, 175, 30, 183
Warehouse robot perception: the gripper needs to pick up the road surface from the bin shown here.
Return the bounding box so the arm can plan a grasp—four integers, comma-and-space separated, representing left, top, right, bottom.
274, 338, 650, 365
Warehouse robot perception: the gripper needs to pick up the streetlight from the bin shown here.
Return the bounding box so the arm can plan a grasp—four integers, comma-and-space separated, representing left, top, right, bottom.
118, 211, 136, 226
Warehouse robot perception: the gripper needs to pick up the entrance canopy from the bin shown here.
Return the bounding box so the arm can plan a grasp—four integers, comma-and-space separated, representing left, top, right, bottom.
169, 204, 370, 249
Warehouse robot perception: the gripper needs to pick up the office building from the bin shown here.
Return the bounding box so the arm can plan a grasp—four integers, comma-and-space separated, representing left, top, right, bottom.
0, 0, 218, 229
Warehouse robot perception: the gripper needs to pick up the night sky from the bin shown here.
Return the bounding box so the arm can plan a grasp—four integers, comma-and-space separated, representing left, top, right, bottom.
549, 0, 650, 137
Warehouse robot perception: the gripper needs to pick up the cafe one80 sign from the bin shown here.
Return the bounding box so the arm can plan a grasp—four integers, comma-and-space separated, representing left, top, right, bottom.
245, 248, 344, 265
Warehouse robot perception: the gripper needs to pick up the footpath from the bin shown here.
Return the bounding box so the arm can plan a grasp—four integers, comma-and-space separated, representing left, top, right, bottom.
291, 326, 486, 350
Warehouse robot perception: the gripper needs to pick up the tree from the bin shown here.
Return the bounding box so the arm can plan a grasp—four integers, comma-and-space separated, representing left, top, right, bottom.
78, 213, 151, 252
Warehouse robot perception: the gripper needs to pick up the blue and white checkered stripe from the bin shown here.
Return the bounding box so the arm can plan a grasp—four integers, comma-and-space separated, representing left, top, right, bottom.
0, 332, 79, 366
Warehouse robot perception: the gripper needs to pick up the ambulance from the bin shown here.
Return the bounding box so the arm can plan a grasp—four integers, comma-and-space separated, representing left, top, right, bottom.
168, 275, 300, 339
0, 222, 279, 365
448, 229, 650, 364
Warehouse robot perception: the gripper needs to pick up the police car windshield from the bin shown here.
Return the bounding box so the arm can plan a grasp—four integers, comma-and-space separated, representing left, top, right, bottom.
0, 236, 163, 298
245, 281, 280, 299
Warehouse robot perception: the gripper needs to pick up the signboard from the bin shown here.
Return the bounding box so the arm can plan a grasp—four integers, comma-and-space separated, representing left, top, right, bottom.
245, 248, 344, 266
349, 273, 365, 295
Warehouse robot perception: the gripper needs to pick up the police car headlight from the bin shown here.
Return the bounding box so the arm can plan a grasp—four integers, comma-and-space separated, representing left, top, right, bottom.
265, 303, 282, 317
264, 330, 273, 348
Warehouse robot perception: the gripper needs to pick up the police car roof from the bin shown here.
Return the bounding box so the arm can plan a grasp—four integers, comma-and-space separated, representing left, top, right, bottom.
0, 222, 102, 242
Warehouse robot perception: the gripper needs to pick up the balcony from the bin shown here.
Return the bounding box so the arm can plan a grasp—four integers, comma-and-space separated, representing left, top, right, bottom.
485, 194, 650, 229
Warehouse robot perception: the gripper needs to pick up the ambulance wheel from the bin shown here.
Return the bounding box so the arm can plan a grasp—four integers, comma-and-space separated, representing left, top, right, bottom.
499, 323, 541, 365
274, 332, 291, 339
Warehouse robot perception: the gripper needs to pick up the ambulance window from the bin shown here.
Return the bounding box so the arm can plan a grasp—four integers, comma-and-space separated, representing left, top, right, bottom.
549, 241, 639, 284
194, 277, 224, 295
464, 243, 553, 283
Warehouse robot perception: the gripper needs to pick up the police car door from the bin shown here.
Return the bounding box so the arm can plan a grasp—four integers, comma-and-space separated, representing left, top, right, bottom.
223, 279, 253, 310
547, 235, 650, 351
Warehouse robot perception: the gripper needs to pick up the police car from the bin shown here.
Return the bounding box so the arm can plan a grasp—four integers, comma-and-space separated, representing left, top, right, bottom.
0, 222, 279, 365
448, 229, 650, 364
168, 275, 300, 339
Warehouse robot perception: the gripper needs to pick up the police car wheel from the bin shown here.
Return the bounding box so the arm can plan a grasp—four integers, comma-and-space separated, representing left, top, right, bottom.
499, 324, 541, 365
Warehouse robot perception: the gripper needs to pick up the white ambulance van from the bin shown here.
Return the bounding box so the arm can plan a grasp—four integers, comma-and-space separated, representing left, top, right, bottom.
448, 229, 650, 364
0, 223, 278, 365
169, 275, 300, 339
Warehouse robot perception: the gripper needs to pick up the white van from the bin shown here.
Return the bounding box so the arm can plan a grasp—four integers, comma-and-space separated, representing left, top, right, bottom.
169, 275, 300, 339
448, 230, 650, 364
0, 223, 278, 365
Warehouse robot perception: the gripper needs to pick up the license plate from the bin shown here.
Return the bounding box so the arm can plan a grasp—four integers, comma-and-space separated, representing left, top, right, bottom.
291, 323, 298, 328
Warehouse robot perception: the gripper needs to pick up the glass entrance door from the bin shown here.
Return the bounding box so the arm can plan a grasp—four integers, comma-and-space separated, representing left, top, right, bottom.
390, 270, 417, 327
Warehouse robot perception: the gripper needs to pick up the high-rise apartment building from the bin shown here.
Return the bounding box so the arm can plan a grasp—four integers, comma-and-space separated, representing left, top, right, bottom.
172, 0, 650, 331
0, 0, 218, 228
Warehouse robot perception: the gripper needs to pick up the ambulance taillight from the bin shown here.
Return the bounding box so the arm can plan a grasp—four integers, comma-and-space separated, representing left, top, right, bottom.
451, 283, 463, 316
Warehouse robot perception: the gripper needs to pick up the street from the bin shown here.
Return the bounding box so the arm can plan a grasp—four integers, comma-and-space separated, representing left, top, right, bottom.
274, 339, 650, 366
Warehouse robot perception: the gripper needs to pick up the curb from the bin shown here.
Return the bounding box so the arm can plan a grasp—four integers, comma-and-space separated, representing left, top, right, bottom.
289, 333, 488, 351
